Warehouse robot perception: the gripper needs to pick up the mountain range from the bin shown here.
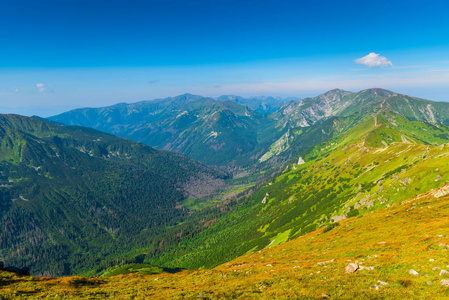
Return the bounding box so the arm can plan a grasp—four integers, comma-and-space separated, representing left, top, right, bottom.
2, 88, 449, 285
49, 88, 449, 169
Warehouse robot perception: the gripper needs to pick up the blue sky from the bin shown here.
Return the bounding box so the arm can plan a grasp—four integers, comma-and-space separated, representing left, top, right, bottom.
1, 0, 449, 116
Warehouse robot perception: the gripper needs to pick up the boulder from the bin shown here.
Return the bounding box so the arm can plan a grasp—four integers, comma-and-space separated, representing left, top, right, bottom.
378, 280, 388, 286
440, 279, 449, 287
345, 263, 359, 273
409, 269, 419, 276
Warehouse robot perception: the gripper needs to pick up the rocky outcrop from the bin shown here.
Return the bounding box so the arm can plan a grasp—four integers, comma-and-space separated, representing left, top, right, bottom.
345, 263, 359, 273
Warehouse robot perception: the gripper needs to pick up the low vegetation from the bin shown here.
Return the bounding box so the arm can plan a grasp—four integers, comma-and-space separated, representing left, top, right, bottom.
2, 188, 449, 299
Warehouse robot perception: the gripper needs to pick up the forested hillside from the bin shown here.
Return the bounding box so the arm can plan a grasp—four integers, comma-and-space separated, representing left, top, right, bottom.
3, 178, 449, 298
0, 114, 227, 276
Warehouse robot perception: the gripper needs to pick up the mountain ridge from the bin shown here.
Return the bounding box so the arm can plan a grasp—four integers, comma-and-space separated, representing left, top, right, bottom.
48, 88, 449, 168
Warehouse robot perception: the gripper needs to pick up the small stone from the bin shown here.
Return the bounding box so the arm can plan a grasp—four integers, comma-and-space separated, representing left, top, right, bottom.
439, 243, 446, 247
440, 279, 449, 287
345, 263, 359, 273
440, 270, 449, 276
378, 280, 388, 286
433, 267, 441, 270
370, 285, 380, 290
409, 269, 419, 276
429, 259, 435, 262
321, 293, 330, 298
427, 281, 432, 286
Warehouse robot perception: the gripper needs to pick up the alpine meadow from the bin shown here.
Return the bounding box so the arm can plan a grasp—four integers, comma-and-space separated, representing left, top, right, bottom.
2, 0, 449, 299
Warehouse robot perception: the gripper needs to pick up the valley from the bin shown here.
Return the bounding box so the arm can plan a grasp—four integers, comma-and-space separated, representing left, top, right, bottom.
1, 88, 449, 299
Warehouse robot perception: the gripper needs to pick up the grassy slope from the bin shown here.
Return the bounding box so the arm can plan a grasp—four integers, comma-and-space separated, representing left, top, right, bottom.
2, 185, 449, 299
142, 111, 449, 271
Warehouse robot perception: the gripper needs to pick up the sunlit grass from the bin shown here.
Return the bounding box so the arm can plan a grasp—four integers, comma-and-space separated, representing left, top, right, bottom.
2, 189, 449, 299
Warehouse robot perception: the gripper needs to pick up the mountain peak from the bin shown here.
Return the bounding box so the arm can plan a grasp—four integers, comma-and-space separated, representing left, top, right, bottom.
359, 88, 395, 96
326, 88, 350, 93
318, 88, 353, 100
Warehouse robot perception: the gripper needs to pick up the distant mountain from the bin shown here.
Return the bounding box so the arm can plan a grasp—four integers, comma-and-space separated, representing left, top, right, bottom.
257, 88, 449, 164
273, 88, 449, 129
216, 95, 292, 114
49, 94, 279, 167
49, 89, 449, 169
0, 114, 226, 276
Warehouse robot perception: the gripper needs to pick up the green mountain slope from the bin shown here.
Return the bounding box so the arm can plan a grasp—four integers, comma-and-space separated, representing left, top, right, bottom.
126, 100, 269, 166
272, 88, 449, 131
0, 114, 227, 276
217, 95, 292, 114
145, 111, 449, 270
49, 95, 280, 167
6, 186, 449, 298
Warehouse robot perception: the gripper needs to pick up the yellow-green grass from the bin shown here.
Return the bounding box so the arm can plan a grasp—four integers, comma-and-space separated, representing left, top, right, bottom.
2, 186, 449, 299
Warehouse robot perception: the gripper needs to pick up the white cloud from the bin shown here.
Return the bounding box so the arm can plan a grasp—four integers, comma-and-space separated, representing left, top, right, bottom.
36, 83, 52, 92
14, 88, 20, 93
355, 53, 393, 68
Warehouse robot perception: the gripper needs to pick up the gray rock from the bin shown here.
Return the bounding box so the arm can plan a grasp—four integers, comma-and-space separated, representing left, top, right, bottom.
378, 280, 388, 286
409, 269, 419, 276
440, 279, 449, 287
345, 263, 359, 273
440, 270, 449, 276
